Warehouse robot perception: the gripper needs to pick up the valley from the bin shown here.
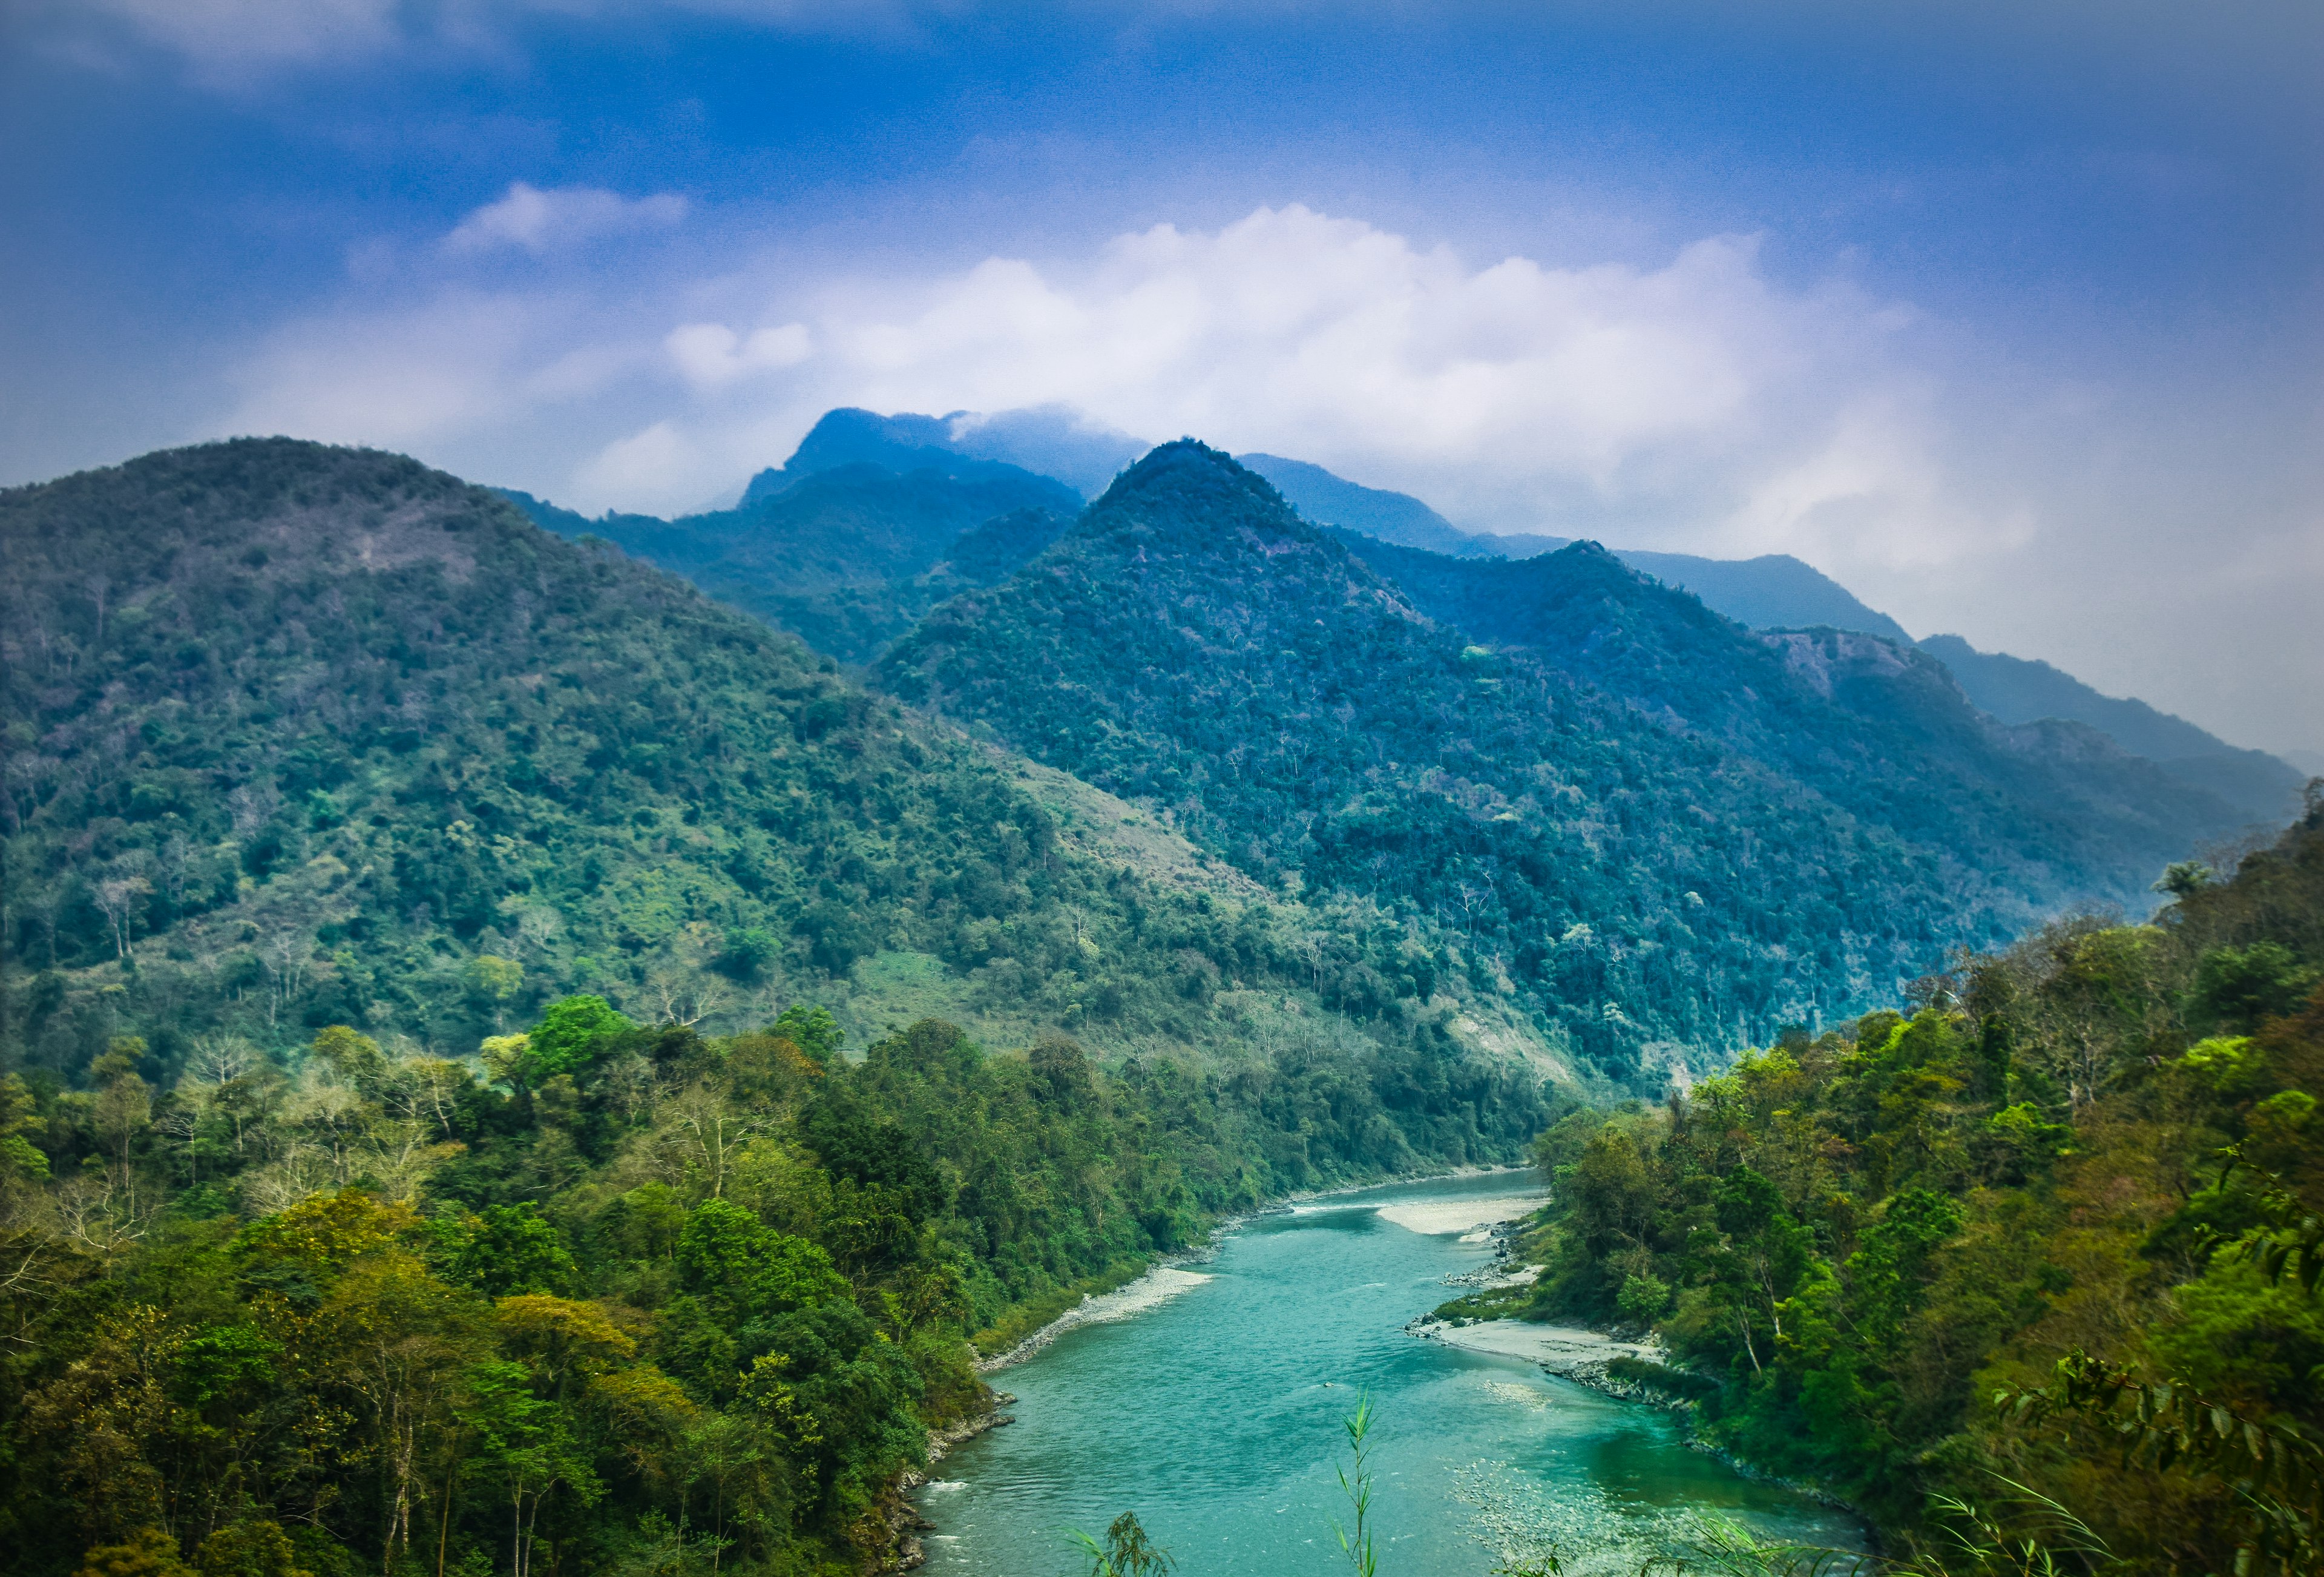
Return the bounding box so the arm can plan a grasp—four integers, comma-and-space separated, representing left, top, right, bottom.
1, 423, 2317, 1577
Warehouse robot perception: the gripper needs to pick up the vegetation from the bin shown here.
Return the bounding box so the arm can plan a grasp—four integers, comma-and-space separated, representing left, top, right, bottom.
0, 437, 1571, 1575
1508, 792, 2324, 1574
882, 442, 2236, 1082
1334, 533, 2254, 894
8, 430, 2316, 1577
0, 990, 1558, 1576
0, 438, 1542, 1104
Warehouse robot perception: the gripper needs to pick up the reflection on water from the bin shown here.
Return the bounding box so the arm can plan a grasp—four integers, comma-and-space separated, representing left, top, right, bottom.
924, 1171, 1859, 1576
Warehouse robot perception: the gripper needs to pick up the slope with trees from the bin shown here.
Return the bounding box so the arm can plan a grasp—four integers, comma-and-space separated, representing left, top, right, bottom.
0, 439, 1548, 1104
882, 442, 2103, 1082
1333, 533, 2251, 909
1496, 797, 2324, 1576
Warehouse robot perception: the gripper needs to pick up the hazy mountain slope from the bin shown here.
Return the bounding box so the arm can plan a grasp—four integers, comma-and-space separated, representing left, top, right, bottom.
504, 464, 1075, 663
1614, 548, 1915, 642
880, 441, 2079, 1078
739, 407, 1086, 507
1919, 631, 2305, 821
1239, 452, 1497, 557
1333, 533, 2245, 894
0, 440, 1549, 1110
1239, 449, 1908, 639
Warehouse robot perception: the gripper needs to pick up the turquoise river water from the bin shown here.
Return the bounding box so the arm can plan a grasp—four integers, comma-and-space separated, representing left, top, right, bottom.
917, 1170, 1859, 1577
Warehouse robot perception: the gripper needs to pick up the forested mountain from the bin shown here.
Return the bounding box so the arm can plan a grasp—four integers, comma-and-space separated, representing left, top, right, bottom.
1490, 789, 2324, 1577
1242, 449, 1909, 637
1920, 631, 2305, 821
0, 440, 1558, 1113
503, 459, 1074, 663
1333, 532, 2250, 897
0, 438, 1575, 1576
735, 408, 1086, 510
882, 441, 2163, 1081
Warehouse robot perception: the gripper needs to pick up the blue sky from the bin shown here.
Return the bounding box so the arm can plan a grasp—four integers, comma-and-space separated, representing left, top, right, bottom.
4, 1, 2319, 758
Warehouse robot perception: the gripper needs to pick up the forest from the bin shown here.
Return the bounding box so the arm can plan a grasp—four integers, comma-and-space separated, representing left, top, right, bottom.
5, 433, 2317, 1577
0, 438, 1561, 1576
0, 993, 1555, 1577
881, 442, 2240, 1076
1471, 795, 2324, 1577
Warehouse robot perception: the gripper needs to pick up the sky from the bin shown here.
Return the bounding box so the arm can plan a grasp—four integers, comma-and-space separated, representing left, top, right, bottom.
4, 1, 2320, 760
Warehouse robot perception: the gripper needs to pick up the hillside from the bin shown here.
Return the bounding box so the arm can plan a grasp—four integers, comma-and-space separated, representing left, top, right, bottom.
1920, 631, 2306, 821
879, 441, 2132, 1081
504, 461, 1075, 663
1333, 533, 2248, 897
1499, 787, 2324, 1573
0, 440, 1560, 1143
1241, 447, 1909, 638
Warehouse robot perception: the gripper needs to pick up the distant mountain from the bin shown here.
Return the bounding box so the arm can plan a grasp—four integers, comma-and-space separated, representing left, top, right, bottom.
1613, 550, 1915, 643
1238, 449, 1912, 640
941, 404, 1147, 497
879, 443, 2237, 1078
1239, 453, 1501, 558
743, 406, 1141, 504
503, 459, 1077, 664
1918, 633, 2306, 823
1333, 532, 2245, 894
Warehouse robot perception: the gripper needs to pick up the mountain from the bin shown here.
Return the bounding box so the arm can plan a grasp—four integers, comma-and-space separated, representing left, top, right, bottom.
1917, 633, 2306, 822
0, 440, 1574, 1577
1, 440, 1567, 1128
1332, 532, 2247, 892
1238, 449, 1911, 639
881, 442, 2213, 1078
1239, 452, 1501, 557
503, 461, 1077, 664
737, 407, 1085, 507
1613, 549, 1915, 642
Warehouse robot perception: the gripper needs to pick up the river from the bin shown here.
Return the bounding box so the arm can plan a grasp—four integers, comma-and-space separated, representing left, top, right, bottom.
917, 1170, 1860, 1576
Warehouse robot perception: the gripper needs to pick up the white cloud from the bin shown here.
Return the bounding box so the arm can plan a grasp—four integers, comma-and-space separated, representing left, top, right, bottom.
444, 183, 688, 256
666, 321, 813, 388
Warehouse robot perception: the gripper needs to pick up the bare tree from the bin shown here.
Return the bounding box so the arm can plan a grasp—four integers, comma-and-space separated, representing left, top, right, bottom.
91, 874, 152, 962
652, 1082, 775, 1199
260, 926, 316, 1027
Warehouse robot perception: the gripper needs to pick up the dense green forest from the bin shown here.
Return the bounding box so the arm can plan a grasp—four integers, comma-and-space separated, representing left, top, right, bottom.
0, 440, 1565, 1575
7, 433, 2313, 1577
1333, 532, 2247, 892
1477, 796, 2324, 1576
0, 996, 1549, 1577
0, 439, 1526, 1083
880, 442, 2233, 1079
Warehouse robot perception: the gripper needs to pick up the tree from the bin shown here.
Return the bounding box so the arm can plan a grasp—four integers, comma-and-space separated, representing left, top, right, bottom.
463, 958, 525, 1032
73, 1529, 191, 1577
458, 1361, 599, 1577
522, 997, 632, 1082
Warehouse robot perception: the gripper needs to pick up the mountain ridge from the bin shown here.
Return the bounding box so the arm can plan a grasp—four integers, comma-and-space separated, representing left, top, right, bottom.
879, 441, 2145, 1076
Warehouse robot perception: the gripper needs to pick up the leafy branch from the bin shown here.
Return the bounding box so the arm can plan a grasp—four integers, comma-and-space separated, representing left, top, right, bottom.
1997, 1352, 2322, 1577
